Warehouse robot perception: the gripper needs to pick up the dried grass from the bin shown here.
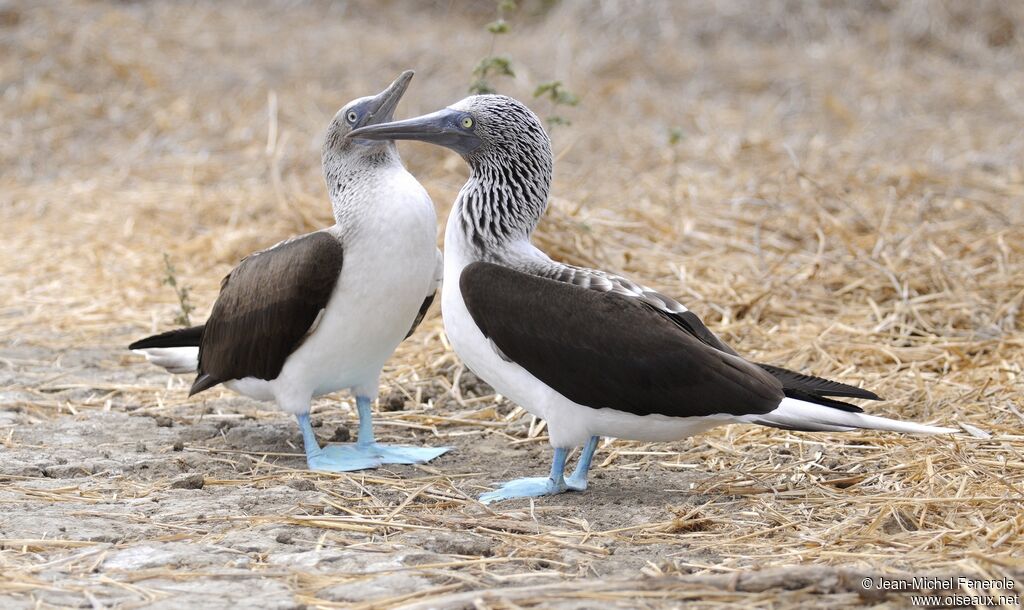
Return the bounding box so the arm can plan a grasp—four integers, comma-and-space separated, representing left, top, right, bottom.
1, 0, 1023, 608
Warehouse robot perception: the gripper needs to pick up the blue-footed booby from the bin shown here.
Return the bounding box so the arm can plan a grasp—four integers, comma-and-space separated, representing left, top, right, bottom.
130, 71, 450, 472
349, 94, 956, 502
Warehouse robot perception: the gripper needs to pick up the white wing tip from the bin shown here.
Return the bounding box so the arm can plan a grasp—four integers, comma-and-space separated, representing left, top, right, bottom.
132, 347, 198, 375
762, 398, 961, 436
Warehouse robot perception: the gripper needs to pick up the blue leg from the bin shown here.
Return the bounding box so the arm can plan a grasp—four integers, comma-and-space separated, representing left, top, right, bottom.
295, 412, 378, 472
565, 436, 599, 491
351, 396, 451, 465
479, 447, 570, 504
295, 397, 450, 472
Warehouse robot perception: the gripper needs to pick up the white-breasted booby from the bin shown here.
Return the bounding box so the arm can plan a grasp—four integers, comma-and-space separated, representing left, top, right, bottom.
130, 71, 449, 472
349, 94, 956, 502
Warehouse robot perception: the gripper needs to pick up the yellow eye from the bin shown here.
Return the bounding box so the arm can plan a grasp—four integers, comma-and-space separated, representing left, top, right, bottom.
461, 116, 474, 129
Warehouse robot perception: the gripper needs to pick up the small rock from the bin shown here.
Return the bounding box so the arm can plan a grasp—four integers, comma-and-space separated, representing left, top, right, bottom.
170, 473, 204, 489
154, 416, 173, 428
287, 478, 316, 491
275, 532, 294, 544
382, 394, 405, 412
403, 531, 493, 557
329, 426, 350, 442
234, 455, 253, 472
172, 441, 185, 452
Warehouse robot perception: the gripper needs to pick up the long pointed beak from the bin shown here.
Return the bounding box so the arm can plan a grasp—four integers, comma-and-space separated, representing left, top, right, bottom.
364, 70, 414, 125
348, 108, 481, 154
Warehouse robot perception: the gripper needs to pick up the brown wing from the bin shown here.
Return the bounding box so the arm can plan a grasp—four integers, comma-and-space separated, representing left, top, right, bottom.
460, 262, 784, 418
533, 262, 875, 410
190, 232, 344, 395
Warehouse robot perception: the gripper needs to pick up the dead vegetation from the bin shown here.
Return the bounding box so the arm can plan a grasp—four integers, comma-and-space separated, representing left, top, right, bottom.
1, 1, 1022, 608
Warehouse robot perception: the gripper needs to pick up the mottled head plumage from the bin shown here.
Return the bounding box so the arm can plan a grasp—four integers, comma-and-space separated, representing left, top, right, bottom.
447, 95, 551, 166
446, 95, 553, 252
344, 92, 554, 253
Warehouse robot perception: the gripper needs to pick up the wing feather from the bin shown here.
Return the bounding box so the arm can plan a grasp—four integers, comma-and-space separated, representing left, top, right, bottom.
191, 232, 343, 394
460, 262, 783, 418
531, 262, 876, 410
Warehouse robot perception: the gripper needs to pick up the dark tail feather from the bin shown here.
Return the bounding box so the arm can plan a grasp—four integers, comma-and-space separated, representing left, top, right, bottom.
757, 363, 881, 414
188, 373, 221, 396
129, 325, 205, 350
757, 363, 880, 399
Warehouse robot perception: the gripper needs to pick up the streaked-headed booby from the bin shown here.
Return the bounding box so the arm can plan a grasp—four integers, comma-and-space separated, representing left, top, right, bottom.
130, 71, 449, 472
349, 94, 956, 502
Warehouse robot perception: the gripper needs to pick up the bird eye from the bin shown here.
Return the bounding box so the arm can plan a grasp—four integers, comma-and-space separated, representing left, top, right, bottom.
461, 116, 474, 129
346, 111, 358, 124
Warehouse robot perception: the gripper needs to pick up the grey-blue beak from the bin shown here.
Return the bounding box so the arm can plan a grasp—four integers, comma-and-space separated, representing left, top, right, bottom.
348, 108, 481, 155
364, 70, 414, 126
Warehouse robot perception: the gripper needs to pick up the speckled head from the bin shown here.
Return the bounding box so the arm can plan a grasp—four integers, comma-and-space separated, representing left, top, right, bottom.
349, 94, 551, 168
322, 70, 413, 163
348, 94, 554, 248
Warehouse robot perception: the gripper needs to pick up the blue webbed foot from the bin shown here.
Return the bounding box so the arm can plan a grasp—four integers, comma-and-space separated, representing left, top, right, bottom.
305, 443, 450, 472
372, 443, 451, 465
307, 444, 382, 472
479, 476, 568, 504
481, 438, 600, 503
295, 399, 451, 473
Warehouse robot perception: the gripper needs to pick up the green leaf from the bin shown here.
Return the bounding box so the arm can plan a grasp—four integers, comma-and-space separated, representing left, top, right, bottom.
555, 89, 579, 106
489, 56, 515, 77
534, 81, 579, 107
469, 79, 496, 95
473, 56, 515, 79
486, 19, 509, 34
533, 80, 560, 98
668, 127, 684, 145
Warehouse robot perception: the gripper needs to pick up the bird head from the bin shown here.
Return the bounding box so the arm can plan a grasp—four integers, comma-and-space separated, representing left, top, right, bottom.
348, 94, 551, 170
322, 70, 414, 164
349, 94, 554, 248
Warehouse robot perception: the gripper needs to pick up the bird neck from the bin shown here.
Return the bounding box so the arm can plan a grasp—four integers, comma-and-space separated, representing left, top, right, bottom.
322, 144, 402, 226
452, 152, 552, 259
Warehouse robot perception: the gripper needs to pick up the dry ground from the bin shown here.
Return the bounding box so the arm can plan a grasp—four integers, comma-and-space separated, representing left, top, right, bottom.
2, 1, 1024, 608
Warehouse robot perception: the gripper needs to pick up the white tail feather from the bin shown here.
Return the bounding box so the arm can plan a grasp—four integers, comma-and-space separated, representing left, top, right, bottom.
744, 397, 957, 435
133, 347, 199, 375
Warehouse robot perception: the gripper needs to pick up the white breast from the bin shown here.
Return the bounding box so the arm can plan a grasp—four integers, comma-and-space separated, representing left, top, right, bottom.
269, 166, 438, 412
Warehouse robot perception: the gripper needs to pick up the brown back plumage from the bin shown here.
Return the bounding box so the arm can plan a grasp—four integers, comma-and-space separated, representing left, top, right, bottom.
460, 261, 785, 418
190, 232, 344, 395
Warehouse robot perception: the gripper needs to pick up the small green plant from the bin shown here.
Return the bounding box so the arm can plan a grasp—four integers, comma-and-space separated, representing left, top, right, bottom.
470, 1, 518, 94
533, 80, 579, 127
162, 253, 195, 327
471, 57, 515, 95
469, 1, 581, 128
